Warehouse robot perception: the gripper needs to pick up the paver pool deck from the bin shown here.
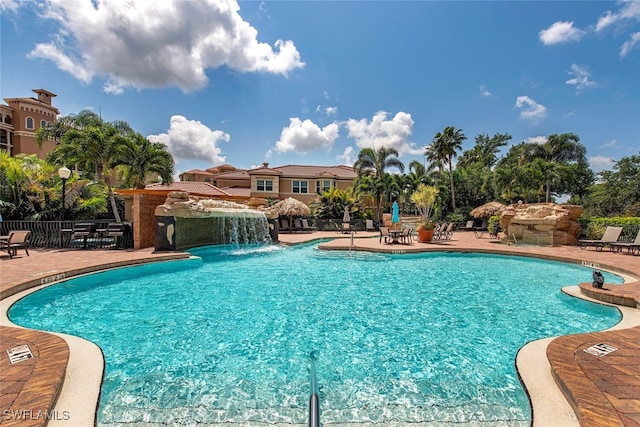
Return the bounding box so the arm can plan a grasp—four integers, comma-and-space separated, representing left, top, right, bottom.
1, 232, 639, 426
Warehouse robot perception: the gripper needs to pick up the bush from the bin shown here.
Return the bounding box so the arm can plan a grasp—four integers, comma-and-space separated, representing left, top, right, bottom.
579, 216, 640, 240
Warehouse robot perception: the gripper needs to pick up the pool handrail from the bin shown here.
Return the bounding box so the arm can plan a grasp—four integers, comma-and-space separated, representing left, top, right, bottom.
308, 351, 320, 427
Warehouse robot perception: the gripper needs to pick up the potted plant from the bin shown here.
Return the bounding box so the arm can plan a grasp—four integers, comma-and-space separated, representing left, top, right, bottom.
410, 184, 438, 242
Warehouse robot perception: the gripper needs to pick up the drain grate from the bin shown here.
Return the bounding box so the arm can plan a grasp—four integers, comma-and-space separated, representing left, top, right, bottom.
584, 342, 617, 357
7, 345, 33, 364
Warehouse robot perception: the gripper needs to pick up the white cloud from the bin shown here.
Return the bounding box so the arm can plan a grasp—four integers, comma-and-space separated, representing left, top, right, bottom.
539, 21, 585, 45
526, 136, 548, 145
148, 115, 229, 164
325, 106, 338, 115
589, 155, 615, 171
565, 64, 596, 92
337, 146, 355, 166
621, 32, 640, 57
0, 0, 23, 13
26, 0, 304, 93
479, 85, 492, 97
515, 96, 547, 122
601, 139, 617, 148
596, 1, 640, 32
344, 111, 424, 156
274, 118, 339, 154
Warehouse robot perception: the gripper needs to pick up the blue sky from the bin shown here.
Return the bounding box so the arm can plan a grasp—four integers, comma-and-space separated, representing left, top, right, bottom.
2, 1, 639, 177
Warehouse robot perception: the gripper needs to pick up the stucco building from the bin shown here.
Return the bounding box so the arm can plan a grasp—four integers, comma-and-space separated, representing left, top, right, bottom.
179, 162, 358, 203
1, 89, 59, 158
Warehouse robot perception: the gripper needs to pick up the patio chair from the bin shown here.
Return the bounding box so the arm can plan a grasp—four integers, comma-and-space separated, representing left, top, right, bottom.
473, 219, 489, 238
578, 226, 624, 251
0, 230, 31, 259
294, 218, 304, 231
340, 223, 352, 234
400, 227, 413, 244
609, 229, 640, 256
379, 227, 390, 244
280, 219, 290, 233
434, 223, 451, 240
366, 219, 375, 231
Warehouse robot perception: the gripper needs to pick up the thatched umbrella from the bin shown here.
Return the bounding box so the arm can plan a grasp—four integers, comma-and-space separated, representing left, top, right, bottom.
469, 201, 507, 218
268, 197, 311, 231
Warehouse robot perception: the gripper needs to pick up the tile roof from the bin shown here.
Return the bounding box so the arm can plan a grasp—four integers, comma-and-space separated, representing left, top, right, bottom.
145, 182, 230, 196
273, 164, 357, 178
181, 169, 215, 176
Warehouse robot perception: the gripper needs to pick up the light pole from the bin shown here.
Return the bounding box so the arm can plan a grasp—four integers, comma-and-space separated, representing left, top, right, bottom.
58, 166, 71, 221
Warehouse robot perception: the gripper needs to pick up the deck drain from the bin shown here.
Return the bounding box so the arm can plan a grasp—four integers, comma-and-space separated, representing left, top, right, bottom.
7, 344, 34, 364
584, 343, 617, 357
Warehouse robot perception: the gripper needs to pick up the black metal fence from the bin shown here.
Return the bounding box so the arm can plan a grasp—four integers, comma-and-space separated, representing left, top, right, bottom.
0, 220, 134, 249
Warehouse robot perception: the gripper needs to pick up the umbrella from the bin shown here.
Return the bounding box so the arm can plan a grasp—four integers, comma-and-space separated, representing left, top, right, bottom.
268, 197, 311, 232
469, 201, 507, 218
391, 201, 400, 229
342, 206, 350, 224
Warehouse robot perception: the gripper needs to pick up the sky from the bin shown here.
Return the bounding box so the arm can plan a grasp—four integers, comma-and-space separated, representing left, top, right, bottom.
1, 0, 639, 178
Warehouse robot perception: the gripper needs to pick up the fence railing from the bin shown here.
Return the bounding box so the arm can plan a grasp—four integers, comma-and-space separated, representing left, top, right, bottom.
0, 220, 134, 249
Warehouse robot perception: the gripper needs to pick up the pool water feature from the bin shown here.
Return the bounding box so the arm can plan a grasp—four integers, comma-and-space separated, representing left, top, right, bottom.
9, 245, 622, 426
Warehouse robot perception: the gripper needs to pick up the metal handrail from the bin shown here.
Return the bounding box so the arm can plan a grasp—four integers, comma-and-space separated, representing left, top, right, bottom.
308, 351, 320, 427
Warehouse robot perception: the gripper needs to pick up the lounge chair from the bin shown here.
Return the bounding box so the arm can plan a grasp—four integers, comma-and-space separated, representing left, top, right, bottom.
440, 222, 455, 240
301, 219, 317, 232
473, 219, 489, 238
280, 219, 290, 233
379, 226, 390, 244
610, 229, 640, 256
0, 230, 31, 258
366, 219, 375, 231
103, 223, 125, 248
461, 220, 475, 231
71, 222, 96, 248
294, 218, 304, 231
434, 223, 452, 240
578, 226, 624, 251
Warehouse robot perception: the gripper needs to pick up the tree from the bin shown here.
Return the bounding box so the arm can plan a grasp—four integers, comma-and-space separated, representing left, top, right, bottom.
429, 126, 466, 210
353, 147, 405, 221
523, 133, 590, 202
457, 132, 511, 169
114, 133, 174, 189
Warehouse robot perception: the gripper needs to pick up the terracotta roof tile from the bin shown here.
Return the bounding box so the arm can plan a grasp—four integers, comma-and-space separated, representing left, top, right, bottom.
145, 182, 230, 196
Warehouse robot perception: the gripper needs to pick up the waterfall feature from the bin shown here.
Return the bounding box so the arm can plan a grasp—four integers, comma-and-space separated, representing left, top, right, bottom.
155, 192, 274, 251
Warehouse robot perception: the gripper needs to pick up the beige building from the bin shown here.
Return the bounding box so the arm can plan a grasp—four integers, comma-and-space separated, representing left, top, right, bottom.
1, 89, 59, 158
179, 162, 358, 203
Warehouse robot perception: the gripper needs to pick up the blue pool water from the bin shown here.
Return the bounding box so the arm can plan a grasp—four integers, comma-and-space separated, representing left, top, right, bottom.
9, 244, 622, 426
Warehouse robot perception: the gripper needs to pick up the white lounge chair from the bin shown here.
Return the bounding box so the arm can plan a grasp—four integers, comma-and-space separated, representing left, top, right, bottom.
578, 226, 624, 251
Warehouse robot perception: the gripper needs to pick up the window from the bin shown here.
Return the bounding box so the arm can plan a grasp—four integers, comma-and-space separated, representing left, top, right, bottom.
26, 117, 34, 129
40, 120, 47, 128
316, 179, 333, 193
257, 179, 273, 191
293, 180, 308, 194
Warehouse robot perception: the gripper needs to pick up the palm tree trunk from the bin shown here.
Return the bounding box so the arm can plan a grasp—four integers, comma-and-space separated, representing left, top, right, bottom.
105, 177, 122, 223
545, 181, 551, 203
448, 159, 456, 211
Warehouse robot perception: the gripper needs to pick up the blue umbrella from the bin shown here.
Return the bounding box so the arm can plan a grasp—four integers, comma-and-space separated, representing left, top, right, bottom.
391, 201, 399, 229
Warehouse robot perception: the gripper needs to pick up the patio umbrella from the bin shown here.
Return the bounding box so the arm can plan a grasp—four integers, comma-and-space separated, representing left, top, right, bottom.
342, 206, 350, 223
268, 197, 311, 231
391, 201, 400, 230
469, 201, 507, 218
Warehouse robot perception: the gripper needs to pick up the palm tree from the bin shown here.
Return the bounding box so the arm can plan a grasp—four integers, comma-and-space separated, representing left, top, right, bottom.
353, 147, 404, 221
114, 133, 174, 189
429, 126, 466, 211
524, 133, 587, 202
46, 122, 126, 222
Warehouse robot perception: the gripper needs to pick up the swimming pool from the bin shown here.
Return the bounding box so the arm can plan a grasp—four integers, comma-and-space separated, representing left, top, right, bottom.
9, 244, 622, 426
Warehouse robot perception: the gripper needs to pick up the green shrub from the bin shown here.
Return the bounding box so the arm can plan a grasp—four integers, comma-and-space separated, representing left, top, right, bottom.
579, 216, 640, 240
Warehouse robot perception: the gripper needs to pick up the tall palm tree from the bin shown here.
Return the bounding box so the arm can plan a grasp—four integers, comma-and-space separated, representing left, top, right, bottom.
429, 126, 466, 210
114, 133, 174, 189
47, 122, 125, 222
353, 147, 404, 221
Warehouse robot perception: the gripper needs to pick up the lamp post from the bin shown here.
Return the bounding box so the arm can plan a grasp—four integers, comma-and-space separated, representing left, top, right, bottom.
58, 166, 71, 221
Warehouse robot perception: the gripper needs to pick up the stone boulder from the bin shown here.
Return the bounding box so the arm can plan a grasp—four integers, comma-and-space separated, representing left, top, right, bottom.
500, 203, 583, 246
